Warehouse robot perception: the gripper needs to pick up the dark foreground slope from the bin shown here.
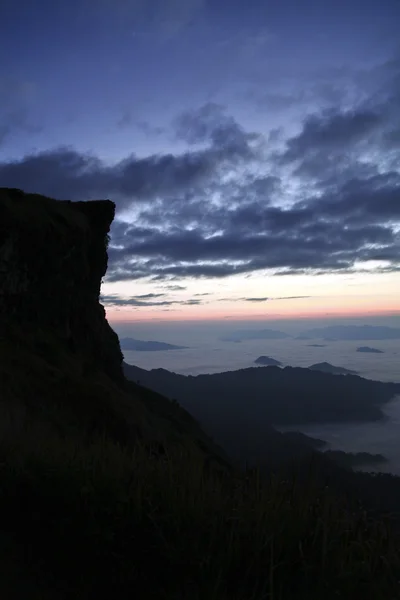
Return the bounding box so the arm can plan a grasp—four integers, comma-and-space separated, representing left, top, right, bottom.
1, 188, 400, 600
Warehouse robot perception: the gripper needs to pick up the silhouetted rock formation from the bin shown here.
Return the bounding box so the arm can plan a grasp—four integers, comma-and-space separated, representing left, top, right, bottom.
0, 188, 123, 382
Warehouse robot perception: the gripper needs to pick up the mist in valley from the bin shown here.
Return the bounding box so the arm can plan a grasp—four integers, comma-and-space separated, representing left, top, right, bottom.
115, 315, 400, 476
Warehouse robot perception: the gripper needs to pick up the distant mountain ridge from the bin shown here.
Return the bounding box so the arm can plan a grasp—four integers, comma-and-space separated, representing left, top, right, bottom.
299, 325, 400, 340
219, 324, 400, 342
308, 362, 358, 375
220, 328, 290, 342
120, 337, 187, 351
124, 361, 400, 427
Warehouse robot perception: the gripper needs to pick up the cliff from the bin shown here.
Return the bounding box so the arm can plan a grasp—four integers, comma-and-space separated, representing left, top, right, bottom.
0, 187, 123, 382
0, 187, 228, 464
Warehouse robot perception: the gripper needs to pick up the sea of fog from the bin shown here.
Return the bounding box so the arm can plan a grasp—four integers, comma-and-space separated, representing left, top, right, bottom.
279, 397, 400, 476
117, 317, 400, 383
121, 336, 399, 382
113, 317, 400, 474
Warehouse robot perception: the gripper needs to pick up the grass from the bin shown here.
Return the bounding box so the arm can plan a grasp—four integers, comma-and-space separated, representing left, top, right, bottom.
0, 404, 400, 600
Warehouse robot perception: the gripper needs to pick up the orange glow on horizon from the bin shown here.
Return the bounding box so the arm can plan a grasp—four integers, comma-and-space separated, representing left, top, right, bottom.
106, 303, 400, 324
101, 269, 400, 324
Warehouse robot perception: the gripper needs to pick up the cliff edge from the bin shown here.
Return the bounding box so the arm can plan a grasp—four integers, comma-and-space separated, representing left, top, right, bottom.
0, 187, 123, 382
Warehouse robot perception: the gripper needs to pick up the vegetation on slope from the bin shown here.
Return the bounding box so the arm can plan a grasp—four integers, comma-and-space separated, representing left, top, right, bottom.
1, 413, 400, 600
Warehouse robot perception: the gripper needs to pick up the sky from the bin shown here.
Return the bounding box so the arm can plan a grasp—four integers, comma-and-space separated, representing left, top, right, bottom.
1, 0, 400, 322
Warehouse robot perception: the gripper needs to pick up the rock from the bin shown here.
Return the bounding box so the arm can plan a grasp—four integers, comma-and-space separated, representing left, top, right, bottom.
0, 187, 123, 382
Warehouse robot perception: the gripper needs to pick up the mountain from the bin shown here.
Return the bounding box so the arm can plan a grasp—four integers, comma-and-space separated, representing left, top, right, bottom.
254, 355, 282, 366
220, 328, 291, 342
120, 337, 187, 351
123, 362, 400, 432
3, 187, 400, 599
308, 362, 358, 375
357, 346, 384, 354
300, 325, 400, 340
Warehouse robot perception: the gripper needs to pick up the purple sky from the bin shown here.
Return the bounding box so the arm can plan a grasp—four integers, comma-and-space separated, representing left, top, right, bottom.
1, 0, 399, 320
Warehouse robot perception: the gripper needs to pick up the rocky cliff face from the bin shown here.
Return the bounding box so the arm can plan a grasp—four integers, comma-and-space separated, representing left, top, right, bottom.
0, 187, 123, 382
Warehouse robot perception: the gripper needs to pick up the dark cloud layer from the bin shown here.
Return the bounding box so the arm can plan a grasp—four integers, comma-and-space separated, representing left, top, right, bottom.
1, 66, 399, 284
100, 294, 203, 307
0, 104, 261, 203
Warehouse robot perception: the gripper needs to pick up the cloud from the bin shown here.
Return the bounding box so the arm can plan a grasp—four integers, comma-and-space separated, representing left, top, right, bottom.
100, 294, 173, 307
1, 81, 399, 285
135, 293, 166, 299
277, 58, 400, 182
105, 189, 399, 281
273, 296, 311, 300
233, 296, 312, 303
0, 107, 261, 202
174, 103, 263, 159
282, 108, 383, 165
100, 293, 203, 307
4, 148, 399, 284
164, 284, 186, 291
0, 147, 215, 202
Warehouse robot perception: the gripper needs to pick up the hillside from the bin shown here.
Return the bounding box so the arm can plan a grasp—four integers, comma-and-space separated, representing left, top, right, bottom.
123, 362, 400, 428
1, 187, 400, 599
308, 362, 358, 375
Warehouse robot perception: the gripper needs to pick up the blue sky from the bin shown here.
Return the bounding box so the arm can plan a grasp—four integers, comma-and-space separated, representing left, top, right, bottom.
1, 0, 400, 321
